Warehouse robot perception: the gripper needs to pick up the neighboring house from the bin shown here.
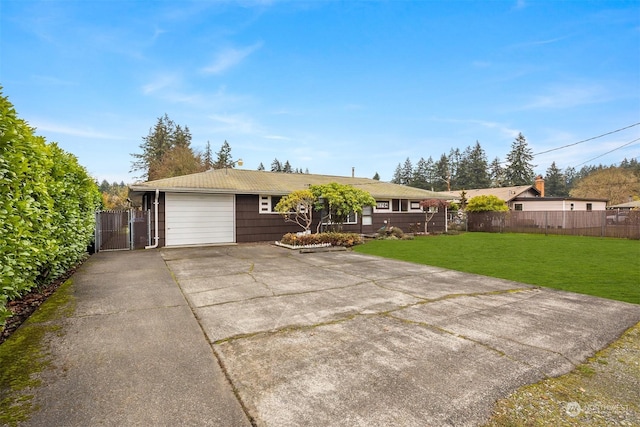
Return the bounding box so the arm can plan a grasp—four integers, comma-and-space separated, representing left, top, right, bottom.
129, 169, 448, 247
440, 176, 607, 212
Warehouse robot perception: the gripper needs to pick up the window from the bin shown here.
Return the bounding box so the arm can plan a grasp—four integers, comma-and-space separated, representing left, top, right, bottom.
586, 203, 592, 212
376, 200, 390, 210
410, 201, 421, 210
322, 212, 358, 225
514, 203, 523, 211
392, 199, 408, 212
259, 195, 283, 213
427, 206, 438, 213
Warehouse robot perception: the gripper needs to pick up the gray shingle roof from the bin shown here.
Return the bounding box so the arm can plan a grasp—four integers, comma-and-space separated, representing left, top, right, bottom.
438, 185, 539, 202
130, 168, 448, 200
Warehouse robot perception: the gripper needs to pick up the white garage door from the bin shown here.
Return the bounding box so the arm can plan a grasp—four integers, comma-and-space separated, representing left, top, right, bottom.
165, 193, 235, 246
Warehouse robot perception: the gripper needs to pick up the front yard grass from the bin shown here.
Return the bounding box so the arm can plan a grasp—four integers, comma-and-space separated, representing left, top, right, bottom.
353, 233, 639, 304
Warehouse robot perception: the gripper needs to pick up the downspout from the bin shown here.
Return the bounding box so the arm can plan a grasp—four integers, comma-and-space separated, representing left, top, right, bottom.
145, 189, 160, 249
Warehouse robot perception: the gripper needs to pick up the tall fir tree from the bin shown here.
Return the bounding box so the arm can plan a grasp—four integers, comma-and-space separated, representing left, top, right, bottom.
489, 157, 504, 187
503, 133, 535, 186
433, 154, 450, 191
131, 114, 199, 181
544, 161, 567, 196
271, 158, 283, 172
411, 157, 431, 189
213, 140, 233, 169
400, 157, 413, 185
203, 141, 213, 170
391, 163, 403, 184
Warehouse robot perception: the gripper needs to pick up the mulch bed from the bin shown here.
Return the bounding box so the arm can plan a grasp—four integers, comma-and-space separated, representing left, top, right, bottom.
0, 266, 78, 346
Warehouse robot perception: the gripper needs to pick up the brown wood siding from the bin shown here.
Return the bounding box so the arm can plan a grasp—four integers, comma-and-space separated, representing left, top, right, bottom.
145, 193, 448, 247
236, 194, 447, 242
236, 195, 305, 242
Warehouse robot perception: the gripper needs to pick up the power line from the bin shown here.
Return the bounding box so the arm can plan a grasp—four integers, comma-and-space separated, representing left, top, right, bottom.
533, 122, 640, 157
572, 137, 640, 168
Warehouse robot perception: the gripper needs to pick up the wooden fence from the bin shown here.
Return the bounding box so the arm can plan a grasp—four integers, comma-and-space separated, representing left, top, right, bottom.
466, 210, 640, 239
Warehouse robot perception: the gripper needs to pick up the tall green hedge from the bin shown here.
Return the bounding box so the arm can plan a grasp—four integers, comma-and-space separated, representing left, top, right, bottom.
0, 89, 101, 328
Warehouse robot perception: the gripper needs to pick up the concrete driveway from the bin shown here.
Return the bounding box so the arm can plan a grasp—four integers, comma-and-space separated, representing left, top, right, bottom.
161, 244, 640, 427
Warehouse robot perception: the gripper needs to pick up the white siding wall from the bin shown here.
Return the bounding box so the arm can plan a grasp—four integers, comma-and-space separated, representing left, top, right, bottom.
165, 193, 235, 246
515, 200, 607, 211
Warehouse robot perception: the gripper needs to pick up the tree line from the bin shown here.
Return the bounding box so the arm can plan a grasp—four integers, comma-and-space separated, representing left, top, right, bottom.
131, 116, 639, 205
131, 114, 308, 181
390, 133, 640, 204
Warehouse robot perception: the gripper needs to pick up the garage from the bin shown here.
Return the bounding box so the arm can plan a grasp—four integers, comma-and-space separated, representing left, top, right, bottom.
165, 193, 235, 246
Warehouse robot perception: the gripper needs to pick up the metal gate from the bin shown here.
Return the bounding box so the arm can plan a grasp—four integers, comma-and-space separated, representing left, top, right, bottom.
95, 210, 151, 252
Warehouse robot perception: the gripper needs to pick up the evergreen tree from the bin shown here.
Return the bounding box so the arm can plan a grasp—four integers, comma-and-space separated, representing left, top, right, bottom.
271, 158, 282, 172
213, 140, 233, 169
372, 172, 380, 180
411, 157, 431, 189
544, 162, 566, 196
391, 163, 403, 184
131, 114, 199, 181
503, 133, 535, 186
283, 160, 293, 173
400, 157, 413, 185
433, 154, 450, 191
257, 162, 265, 171
489, 157, 504, 187
448, 148, 462, 189
465, 141, 490, 189
203, 141, 214, 170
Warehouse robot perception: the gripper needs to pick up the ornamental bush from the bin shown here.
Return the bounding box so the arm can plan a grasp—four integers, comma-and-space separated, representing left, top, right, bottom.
0, 89, 101, 328
280, 232, 364, 247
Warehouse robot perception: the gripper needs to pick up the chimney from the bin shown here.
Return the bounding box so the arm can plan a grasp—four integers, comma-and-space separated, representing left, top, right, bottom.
352, 167, 355, 178
534, 175, 545, 197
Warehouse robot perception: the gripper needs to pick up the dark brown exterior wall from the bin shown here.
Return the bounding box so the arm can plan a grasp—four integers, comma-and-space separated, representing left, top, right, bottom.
144, 192, 447, 247
236, 194, 447, 242
236, 195, 301, 242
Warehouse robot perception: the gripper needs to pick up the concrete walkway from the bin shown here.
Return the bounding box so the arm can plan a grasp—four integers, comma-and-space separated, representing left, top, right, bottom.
21, 249, 251, 427
12, 245, 640, 426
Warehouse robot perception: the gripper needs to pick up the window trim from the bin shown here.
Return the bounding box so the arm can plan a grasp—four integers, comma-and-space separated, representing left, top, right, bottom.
259, 195, 284, 214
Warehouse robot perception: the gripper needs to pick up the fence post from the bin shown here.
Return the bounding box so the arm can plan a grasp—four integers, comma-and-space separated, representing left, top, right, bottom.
94, 212, 101, 253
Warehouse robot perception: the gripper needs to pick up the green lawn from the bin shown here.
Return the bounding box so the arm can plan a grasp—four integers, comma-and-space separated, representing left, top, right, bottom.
353, 233, 640, 304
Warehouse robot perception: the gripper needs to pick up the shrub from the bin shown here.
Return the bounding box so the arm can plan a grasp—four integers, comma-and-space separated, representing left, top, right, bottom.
280, 232, 364, 247
0, 89, 101, 329
377, 226, 411, 240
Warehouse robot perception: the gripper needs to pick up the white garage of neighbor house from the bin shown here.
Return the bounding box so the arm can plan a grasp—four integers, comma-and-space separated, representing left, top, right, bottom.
129, 168, 449, 247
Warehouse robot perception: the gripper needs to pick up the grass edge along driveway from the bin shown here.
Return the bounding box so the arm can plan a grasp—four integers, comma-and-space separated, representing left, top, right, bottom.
354, 233, 639, 305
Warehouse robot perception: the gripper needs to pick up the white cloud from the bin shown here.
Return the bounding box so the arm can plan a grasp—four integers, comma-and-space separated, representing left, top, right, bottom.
141, 73, 180, 95
208, 113, 261, 134
201, 42, 263, 74
34, 121, 117, 139
522, 84, 607, 110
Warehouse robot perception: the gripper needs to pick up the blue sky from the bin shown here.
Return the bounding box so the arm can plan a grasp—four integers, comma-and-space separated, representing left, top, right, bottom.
2, 0, 639, 184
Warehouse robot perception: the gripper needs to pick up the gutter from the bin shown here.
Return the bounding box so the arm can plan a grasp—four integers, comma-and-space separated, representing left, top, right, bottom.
145, 189, 160, 249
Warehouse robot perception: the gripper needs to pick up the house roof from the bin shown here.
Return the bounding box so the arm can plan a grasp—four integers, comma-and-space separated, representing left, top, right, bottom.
438, 185, 540, 202
129, 168, 448, 200
608, 200, 640, 209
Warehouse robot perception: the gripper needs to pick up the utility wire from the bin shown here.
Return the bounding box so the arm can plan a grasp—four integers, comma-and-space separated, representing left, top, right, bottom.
571, 137, 640, 168
532, 122, 640, 157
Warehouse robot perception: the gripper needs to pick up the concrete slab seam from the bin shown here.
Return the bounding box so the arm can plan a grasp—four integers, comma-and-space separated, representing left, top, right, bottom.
160, 255, 256, 427
189, 279, 373, 309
